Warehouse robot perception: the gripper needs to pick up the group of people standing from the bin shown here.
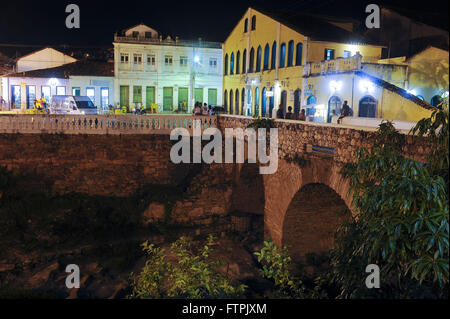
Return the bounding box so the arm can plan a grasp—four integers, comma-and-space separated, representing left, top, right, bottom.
192, 102, 213, 116
276, 105, 307, 121
276, 100, 352, 123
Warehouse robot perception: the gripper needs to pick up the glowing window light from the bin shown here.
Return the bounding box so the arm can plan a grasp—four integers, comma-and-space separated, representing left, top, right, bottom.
359, 79, 374, 93
49, 78, 58, 86
347, 45, 359, 56
329, 80, 343, 91
194, 55, 200, 63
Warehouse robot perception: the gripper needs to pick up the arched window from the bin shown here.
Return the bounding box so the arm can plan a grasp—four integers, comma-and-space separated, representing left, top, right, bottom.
235, 89, 239, 115
244, 18, 248, 33
247, 88, 252, 116
236, 51, 240, 74
230, 90, 234, 114
287, 40, 294, 67
224, 90, 228, 109
327, 96, 342, 123
241, 88, 245, 115
359, 95, 377, 118
230, 52, 234, 75
224, 54, 228, 75
279, 43, 286, 68
242, 49, 247, 74
295, 43, 303, 66
271, 42, 277, 69
256, 46, 262, 72
254, 87, 260, 116
431, 95, 443, 107
249, 47, 255, 72
251, 15, 256, 30
262, 87, 267, 117
263, 44, 270, 70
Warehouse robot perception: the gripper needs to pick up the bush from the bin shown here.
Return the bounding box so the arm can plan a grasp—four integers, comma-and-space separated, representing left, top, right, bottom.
129, 235, 247, 299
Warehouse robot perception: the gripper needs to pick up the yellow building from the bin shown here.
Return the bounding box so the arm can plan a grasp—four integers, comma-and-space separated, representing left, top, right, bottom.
406, 46, 449, 107
222, 7, 385, 118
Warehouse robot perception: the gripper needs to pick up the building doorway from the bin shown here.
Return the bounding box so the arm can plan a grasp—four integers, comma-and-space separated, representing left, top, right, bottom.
327, 96, 342, 123
147, 86, 156, 108
294, 89, 301, 119
163, 87, 173, 111
26, 86, 36, 109
281, 90, 287, 116
120, 86, 129, 107
194, 88, 203, 104
235, 89, 239, 115
269, 87, 274, 117
254, 87, 259, 116
230, 90, 234, 114
262, 87, 267, 117
208, 88, 217, 106
358, 95, 377, 118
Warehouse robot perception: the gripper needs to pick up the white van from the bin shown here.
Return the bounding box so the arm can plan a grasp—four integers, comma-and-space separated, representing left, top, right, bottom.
49, 95, 98, 115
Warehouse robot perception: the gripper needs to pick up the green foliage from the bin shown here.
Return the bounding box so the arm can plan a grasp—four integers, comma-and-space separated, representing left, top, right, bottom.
411, 99, 449, 186
246, 118, 275, 130
254, 238, 307, 298
334, 106, 449, 298
129, 235, 247, 299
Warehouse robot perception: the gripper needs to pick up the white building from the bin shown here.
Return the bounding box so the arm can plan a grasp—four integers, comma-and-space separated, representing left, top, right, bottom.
1, 59, 114, 110
113, 24, 223, 112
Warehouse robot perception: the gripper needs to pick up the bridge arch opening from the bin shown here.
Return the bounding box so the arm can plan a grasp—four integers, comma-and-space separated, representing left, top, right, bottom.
281, 183, 350, 264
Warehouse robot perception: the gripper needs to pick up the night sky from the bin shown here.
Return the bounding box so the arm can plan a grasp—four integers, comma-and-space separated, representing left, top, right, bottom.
0, 0, 448, 46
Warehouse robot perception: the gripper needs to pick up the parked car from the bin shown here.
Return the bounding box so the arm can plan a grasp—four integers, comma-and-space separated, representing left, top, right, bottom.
49, 95, 98, 115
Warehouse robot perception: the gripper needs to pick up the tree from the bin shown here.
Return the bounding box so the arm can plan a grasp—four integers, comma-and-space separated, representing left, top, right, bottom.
332, 101, 449, 298
129, 235, 247, 299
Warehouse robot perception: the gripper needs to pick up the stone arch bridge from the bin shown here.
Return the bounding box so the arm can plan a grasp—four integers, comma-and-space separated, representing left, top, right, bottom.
0, 114, 428, 261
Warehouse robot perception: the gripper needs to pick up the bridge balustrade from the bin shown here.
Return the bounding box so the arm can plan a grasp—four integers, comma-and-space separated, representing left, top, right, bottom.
0, 114, 217, 135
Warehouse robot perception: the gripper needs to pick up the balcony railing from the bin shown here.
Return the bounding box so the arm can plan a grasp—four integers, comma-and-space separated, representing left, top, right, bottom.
114, 35, 222, 49
303, 54, 362, 77
0, 114, 217, 135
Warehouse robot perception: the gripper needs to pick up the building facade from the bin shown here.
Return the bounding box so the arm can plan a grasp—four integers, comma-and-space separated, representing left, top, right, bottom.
222, 7, 385, 118
302, 54, 433, 123
113, 24, 223, 112
223, 7, 443, 123
1, 59, 114, 110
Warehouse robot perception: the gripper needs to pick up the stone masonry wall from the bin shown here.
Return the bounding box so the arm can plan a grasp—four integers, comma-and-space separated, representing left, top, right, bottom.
0, 133, 187, 196
217, 116, 429, 164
